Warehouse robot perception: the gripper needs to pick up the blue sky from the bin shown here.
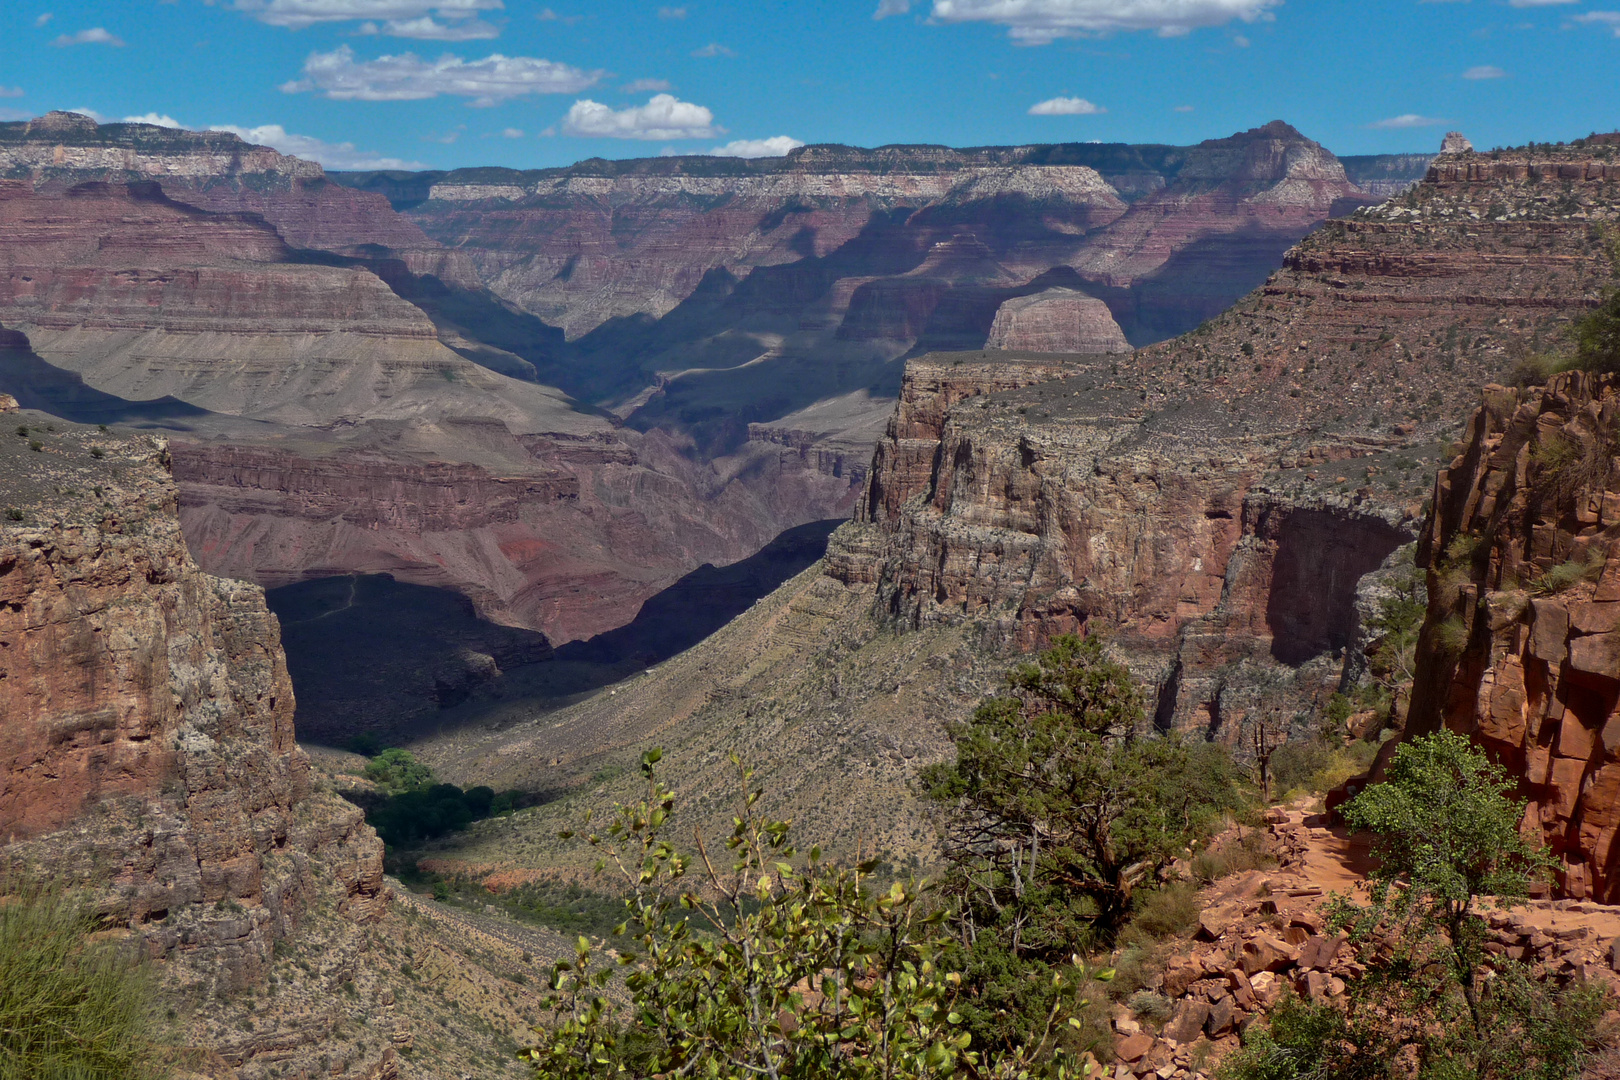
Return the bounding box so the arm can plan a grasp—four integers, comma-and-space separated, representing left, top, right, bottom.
2, 1, 1617, 171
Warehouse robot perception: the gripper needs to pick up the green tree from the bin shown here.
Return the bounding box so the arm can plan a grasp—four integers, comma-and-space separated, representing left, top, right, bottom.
523, 750, 1110, 1080
925, 635, 1239, 945
1339, 729, 1554, 1034
923, 636, 1239, 1062
0, 881, 165, 1080
363, 747, 432, 794
1223, 731, 1605, 1080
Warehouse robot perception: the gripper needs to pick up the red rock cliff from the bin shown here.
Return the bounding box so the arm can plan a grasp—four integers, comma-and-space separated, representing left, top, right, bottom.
1409, 373, 1620, 901
0, 423, 383, 993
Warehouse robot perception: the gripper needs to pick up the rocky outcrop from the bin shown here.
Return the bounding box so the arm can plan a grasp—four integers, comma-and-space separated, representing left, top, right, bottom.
984, 288, 1130, 353
832, 134, 1618, 749
1408, 373, 1620, 901
0, 421, 384, 993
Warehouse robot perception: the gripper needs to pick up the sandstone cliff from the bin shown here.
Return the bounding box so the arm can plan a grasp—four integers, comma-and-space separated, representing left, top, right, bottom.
1407, 373, 1620, 902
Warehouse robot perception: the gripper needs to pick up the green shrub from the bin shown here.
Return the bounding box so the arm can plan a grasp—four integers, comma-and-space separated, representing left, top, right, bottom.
1126, 991, 1172, 1024
0, 881, 165, 1080
1127, 883, 1199, 940
1570, 287, 1620, 375
1532, 555, 1603, 595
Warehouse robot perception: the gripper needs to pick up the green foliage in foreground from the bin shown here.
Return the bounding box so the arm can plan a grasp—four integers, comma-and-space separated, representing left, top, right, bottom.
1220, 732, 1606, 1080
0, 882, 165, 1080
523, 750, 1111, 1080
921, 634, 1243, 1062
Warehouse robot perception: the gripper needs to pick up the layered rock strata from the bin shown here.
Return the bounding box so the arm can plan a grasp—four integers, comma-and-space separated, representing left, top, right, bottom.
0, 111, 431, 256
0, 418, 384, 989
1408, 374, 1620, 901
832, 135, 1618, 747
984, 288, 1131, 353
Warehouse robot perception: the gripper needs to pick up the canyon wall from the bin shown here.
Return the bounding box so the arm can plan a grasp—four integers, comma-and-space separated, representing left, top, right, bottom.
830, 134, 1618, 750
0, 418, 384, 994
1408, 373, 1620, 902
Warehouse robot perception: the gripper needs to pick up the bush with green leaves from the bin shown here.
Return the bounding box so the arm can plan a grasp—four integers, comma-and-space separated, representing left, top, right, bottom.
1220, 731, 1607, 1080
522, 750, 1111, 1080
353, 748, 519, 849
921, 635, 1241, 1061
0, 881, 165, 1080
1571, 286, 1620, 375
924, 635, 1242, 944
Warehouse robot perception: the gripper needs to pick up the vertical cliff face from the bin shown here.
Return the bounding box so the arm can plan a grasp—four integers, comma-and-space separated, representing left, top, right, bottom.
0, 419, 383, 995
1408, 374, 1620, 901
833, 134, 1618, 749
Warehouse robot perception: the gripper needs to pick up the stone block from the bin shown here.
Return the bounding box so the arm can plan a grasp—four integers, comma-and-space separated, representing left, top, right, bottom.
1530, 599, 1570, 662
1570, 632, 1620, 683
1115, 1033, 1153, 1062
1196, 905, 1235, 941
1205, 997, 1236, 1038
1162, 999, 1210, 1046
1560, 711, 1598, 761
1573, 603, 1620, 634
1551, 757, 1588, 818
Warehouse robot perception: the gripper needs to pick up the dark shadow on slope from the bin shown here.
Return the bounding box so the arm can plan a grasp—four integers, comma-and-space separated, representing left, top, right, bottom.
268, 519, 842, 747
266, 573, 554, 746
0, 331, 208, 426
556, 518, 842, 666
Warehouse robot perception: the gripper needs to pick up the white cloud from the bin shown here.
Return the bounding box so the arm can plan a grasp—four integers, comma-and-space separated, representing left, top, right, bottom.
1028, 95, 1104, 115
1461, 65, 1505, 79
562, 94, 720, 140
657, 6, 686, 17
230, 0, 502, 30
1232, 32, 1249, 46
34, 13, 53, 27
1173, 104, 1194, 112
357, 15, 499, 39
123, 112, 185, 127
52, 27, 125, 46
535, 7, 581, 22
282, 45, 600, 104
0, 109, 30, 122
209, 122, 425, 169
0, 87, 23, 99
623, 78, 672, 93
67, 107, 108, 122
1368, 113, 1448, 129
873, 0, 911, 15
708, 135, 804, 158
500, 126, 523, 137
923, 0, 1280, 42
691, 42, 734, 57
1508, 0, 1576, 5
1573, 11, 1620, 35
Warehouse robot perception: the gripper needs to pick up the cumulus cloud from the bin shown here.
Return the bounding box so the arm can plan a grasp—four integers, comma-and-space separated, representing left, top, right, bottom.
282, 45, 600, 104
210, 122, 425, 169
1507, 0, 1576, 6
1028, 96, 1104, 115
1368, 113, 1448, 129
562, 94, 719, 140
357, 15, 499, 39
535, 7, 581, 22
917, 0, 1280, 42
1574, 11, 1620, 35
34, 13, 53, 27
123, 112, 185, 127
657, 6, 686, 17
691, 42, 735, 57
1173, 104, 1194, 112
623, 78, 672, 93
708, 135, 804, 158
0, 87, 23, 99
873, 0, 911, 15
229, 0, 502, 31
1461, 65, 1505, 79
52, 27, 125, 46
499, 127, 523, 137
